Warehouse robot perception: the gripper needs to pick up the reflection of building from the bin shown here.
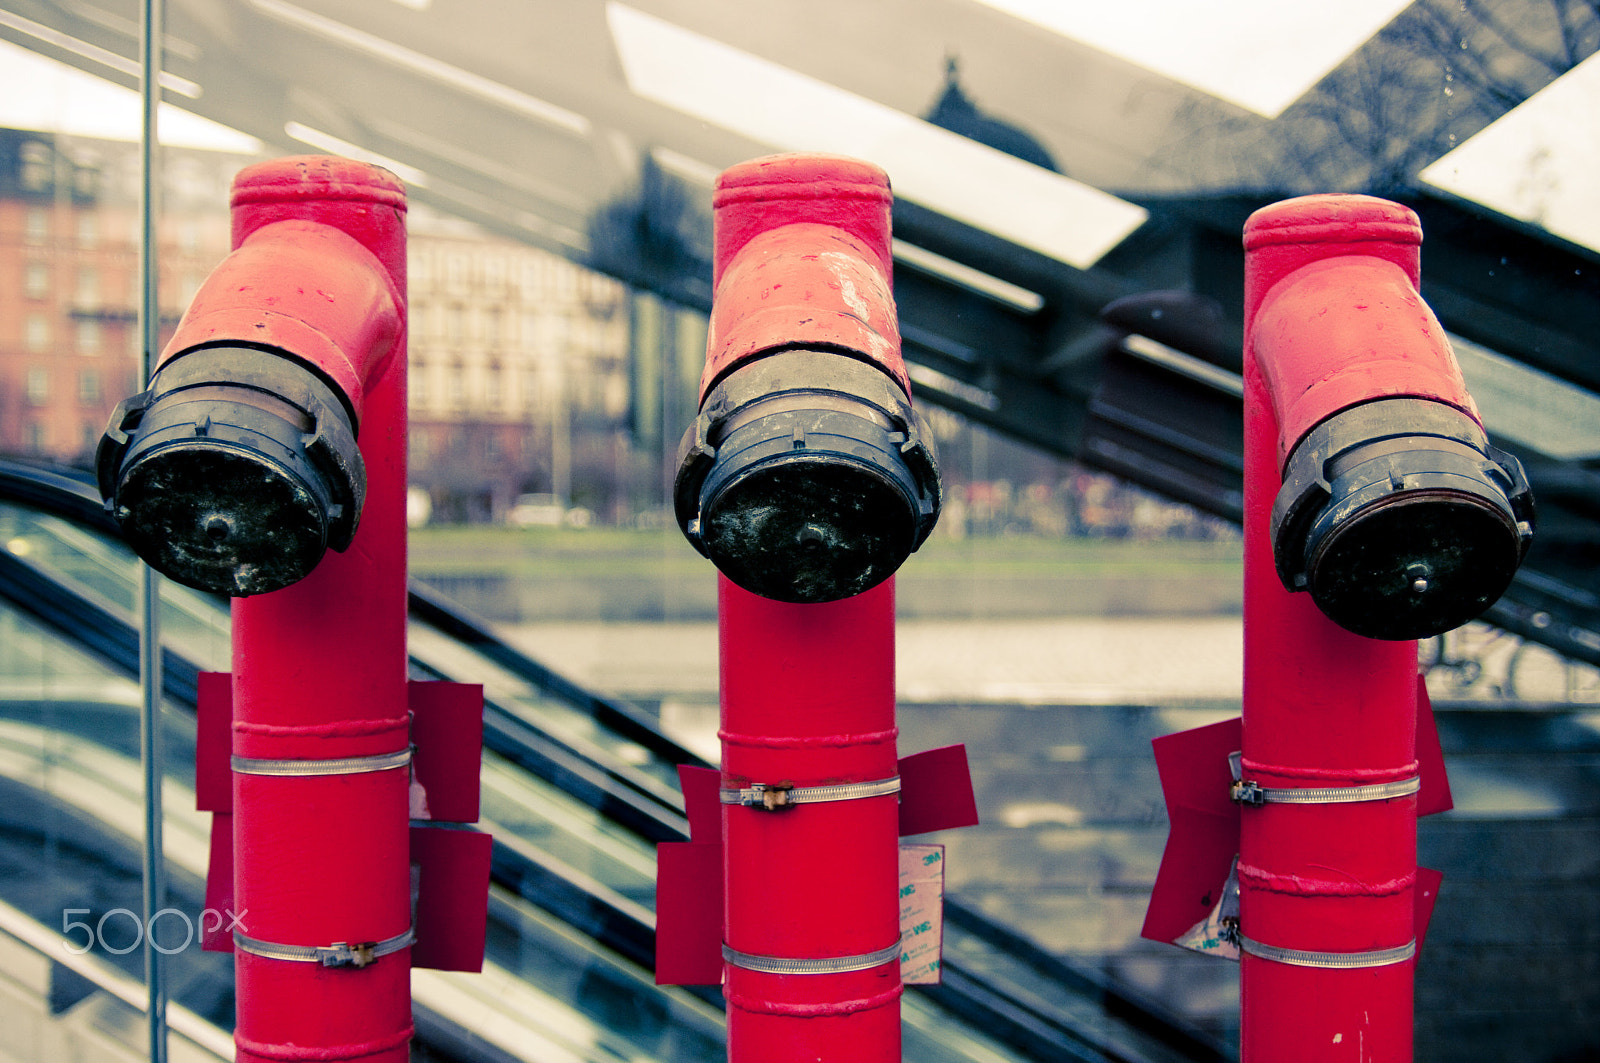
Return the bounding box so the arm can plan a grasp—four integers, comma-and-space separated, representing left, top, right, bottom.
405, 207, 637, 523
0, 128, 653, 525
925, 57, 1061, 173
0, 126, 1211, 538
0, 128, 241, 464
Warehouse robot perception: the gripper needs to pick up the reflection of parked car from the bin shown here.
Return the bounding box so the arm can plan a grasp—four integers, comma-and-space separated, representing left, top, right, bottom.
508, 494, 592, 528
406, 486, 432, 529
508, 493, 565, 527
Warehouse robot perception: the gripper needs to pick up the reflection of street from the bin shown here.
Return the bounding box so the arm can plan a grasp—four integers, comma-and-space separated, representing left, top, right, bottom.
505, 615, 1594, 709
506, 616, 1246, 706
504, 616, 1600, 1058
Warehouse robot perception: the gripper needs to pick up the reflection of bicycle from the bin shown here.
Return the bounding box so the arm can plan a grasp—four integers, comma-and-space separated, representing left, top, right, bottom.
1420, 624, 1523, 701
1422, 622, 1600, 704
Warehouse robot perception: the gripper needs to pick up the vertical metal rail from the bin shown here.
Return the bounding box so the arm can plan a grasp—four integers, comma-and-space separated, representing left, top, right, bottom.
137, 2, 168, 1060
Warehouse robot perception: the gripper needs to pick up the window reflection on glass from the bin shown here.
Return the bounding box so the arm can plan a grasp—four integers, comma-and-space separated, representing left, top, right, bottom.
24, 207, 47, 246
19, 139, 50, 192
24, 367, 48, 405
23, 260, 47, 299
74, 265, 98, 308
76, 319, 101, 356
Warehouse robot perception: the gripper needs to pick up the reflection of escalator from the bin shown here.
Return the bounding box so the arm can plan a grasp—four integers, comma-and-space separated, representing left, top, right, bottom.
0, 459, 1225, 1063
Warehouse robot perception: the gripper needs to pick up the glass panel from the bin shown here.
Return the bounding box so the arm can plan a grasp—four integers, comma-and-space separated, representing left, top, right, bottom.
0, 502, 231, 674
0, 491, 1083, 1061
480, 750, 659, 907
13, 7, 1596, 1050
408, 619, 682, 799
0, 598, 233, 1036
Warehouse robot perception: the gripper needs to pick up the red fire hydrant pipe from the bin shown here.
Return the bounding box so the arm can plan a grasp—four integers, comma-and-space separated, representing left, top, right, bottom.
720, 578, 902, 1061
1239, 195, 1480, 1060
708, 155, 906, 1062
168, 157, 411, 1062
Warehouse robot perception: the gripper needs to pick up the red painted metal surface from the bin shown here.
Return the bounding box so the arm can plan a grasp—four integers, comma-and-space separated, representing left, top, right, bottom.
719, 577, 902, 1062
1240, 194, 1451, 1061
170, 156, 412, 1063
1244, 195, 1480, 466
708, 154, 907, 1062
702, 154, 909, 397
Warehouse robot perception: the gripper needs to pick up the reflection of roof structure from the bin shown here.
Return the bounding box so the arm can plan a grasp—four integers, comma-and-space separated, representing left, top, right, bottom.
1, 1, 1595, 659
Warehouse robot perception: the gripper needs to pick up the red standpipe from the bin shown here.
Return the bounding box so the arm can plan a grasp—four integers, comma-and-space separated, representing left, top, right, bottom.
166, 157, 412, 1062
1240, 196, 1478, 1060
720, 579, 901, 1061
709, 155, 906, 1062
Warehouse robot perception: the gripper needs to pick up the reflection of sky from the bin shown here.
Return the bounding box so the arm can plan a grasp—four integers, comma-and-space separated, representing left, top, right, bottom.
606, 2, 1148, 270
972, 0, 1413, 118
0, 37, 258, 152
0, 4, 1593, 262
1423, 51, 1600, 254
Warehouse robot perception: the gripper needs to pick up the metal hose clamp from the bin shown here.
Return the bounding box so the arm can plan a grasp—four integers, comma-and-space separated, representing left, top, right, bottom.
1240, 935, 1416, 969
722, 939, 904, 975
719, 775, 901, 811
231, 747, 413, 777
1228, 752, 1421, 807
234, 926, 415, 968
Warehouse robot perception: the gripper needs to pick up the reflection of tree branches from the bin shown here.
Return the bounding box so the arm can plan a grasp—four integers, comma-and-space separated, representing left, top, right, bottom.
1459, 0, 1600, 74
1150, 0, 1600, 195
1556, 1, 1600, 64
1408, 4, 1525, 112
1137, 93, 1269, 192
586, 155, 712, 303
1288, 6, 1472, 193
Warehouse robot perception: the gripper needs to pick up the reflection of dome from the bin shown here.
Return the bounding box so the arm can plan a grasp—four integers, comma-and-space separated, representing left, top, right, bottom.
926, 57, 1061, 174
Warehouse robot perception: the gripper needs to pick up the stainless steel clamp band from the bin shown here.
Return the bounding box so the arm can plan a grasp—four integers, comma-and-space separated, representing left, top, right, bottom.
1229, 752, 1420, 808
231, 747, 413, 777
1231, 775, 1421, 807
1239, 934, 1416, 969
720, 775, 901, 811
722, 939, 903, 975
234, 926, 415, 968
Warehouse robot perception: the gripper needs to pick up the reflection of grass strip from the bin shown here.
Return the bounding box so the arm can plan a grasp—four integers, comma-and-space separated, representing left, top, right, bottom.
409, 526, 1243, 579
910, 537, 1242, 576
410, 526, 705, 577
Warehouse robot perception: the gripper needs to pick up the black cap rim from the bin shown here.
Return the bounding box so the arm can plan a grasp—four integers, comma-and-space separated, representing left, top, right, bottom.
116, 442, 328, 596
1307, 489, 1521, 640
700, 453, 918, 603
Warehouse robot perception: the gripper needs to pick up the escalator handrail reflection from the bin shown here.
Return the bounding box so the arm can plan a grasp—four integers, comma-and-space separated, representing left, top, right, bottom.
0, 896, 234, 1060
0, 459, 121, 535
409, 580, 708, 772
0, 459, 1227, 1063
0, 515, 202, 708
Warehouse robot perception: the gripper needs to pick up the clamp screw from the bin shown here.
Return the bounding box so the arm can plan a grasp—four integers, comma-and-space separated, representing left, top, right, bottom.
1231, 779, 1267, 807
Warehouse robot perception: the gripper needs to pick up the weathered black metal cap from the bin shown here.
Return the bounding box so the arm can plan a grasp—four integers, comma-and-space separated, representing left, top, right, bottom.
1271, 398, 1533, 640
674, 350, 941, 603
96, 346, 365, 597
